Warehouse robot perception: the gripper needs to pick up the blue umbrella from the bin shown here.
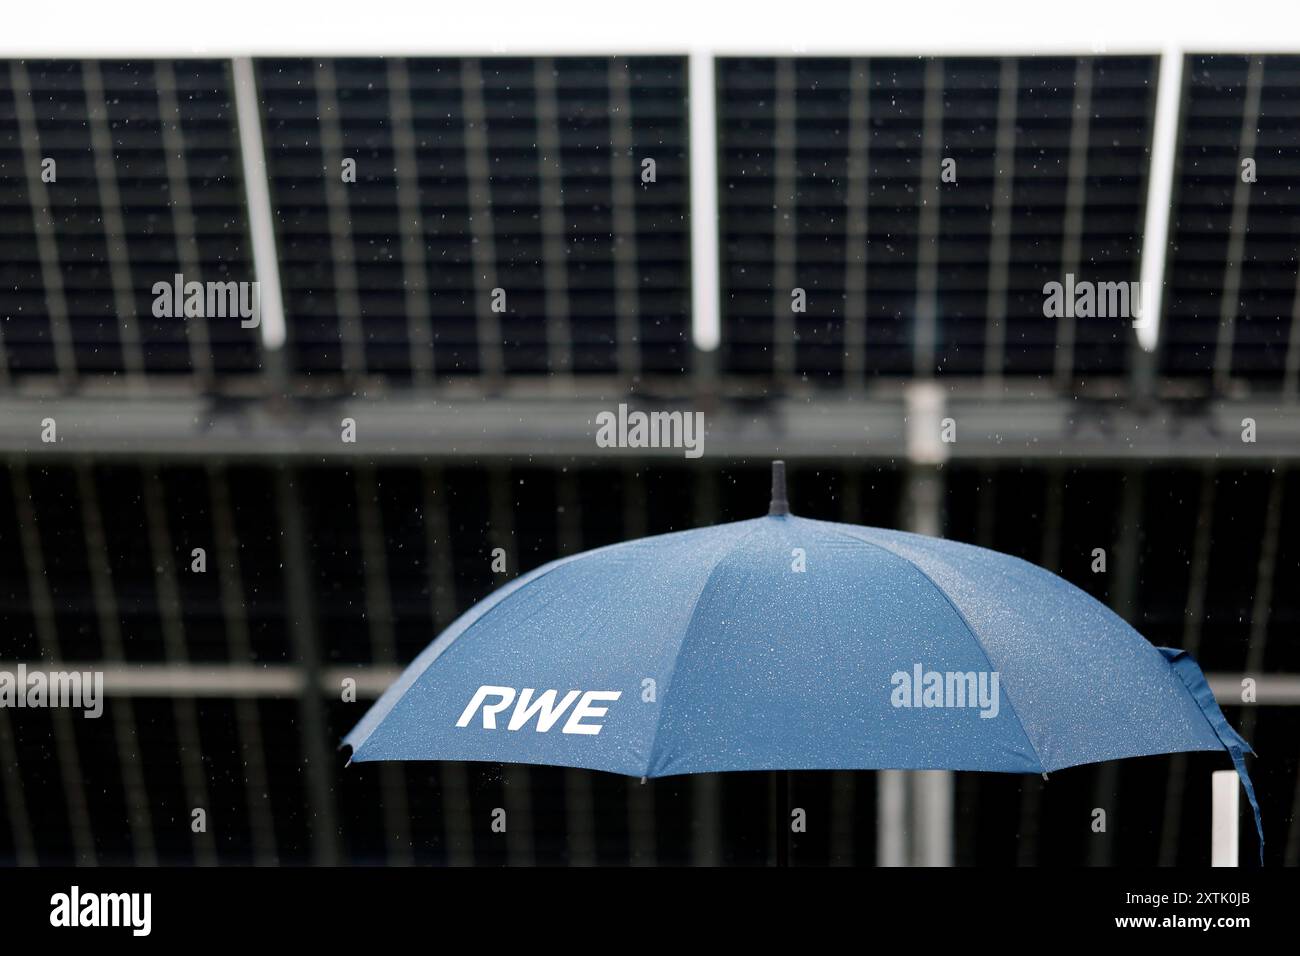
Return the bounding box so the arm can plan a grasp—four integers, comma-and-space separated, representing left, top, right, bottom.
345, 462, 1262, 862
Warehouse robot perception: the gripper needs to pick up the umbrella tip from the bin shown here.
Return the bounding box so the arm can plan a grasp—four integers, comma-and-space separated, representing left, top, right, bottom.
768, 460, 790, 516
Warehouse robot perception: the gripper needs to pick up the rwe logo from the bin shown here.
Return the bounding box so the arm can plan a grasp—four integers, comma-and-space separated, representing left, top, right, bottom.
456, 685, 621, 735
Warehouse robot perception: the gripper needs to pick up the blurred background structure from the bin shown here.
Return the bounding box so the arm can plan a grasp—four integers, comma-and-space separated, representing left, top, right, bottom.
1, 23, 1299, 865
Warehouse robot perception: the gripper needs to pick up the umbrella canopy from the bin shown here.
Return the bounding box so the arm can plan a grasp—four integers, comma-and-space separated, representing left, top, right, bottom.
345, 463, 1262, 860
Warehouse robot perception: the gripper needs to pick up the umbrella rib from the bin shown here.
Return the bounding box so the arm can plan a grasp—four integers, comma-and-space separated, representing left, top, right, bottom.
641, 520, 769, 778
809, 520, 1049, 775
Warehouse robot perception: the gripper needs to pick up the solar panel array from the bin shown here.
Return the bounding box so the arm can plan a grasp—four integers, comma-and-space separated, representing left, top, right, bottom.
0, 56, 691, 390
2, 52, 1299, 868
4, 54, 1300, 392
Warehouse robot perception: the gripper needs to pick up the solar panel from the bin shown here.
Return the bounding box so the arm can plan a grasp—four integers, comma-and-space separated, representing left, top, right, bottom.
716, 56, 1156, 386
1162, 54, 1300, 390
256, 56, 691, 385
0, 59, 259, 385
